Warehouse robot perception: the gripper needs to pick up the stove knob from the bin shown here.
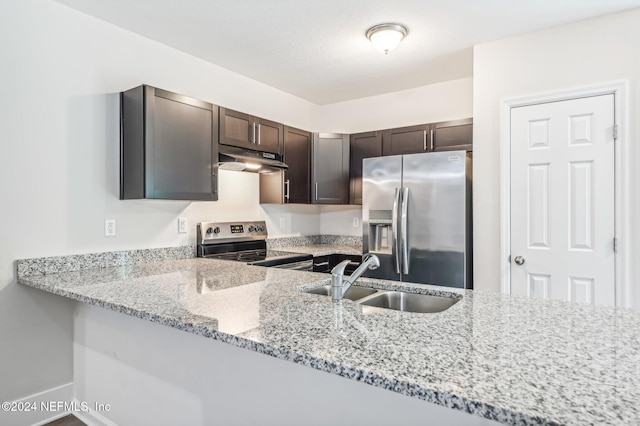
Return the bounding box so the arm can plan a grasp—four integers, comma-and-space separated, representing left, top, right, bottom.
257, 226, 264, 232
248, 226, 255, 232
213, 227, 221, 234
206, 227, 214, 235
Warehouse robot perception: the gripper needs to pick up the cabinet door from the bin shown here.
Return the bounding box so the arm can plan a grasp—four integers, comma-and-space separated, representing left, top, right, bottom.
120, 85, 218, 201
283, 126, 311, 203
349, 131, 382, 205
312, 133, 349, 204
219, 107, 253, 149
313, 255, 331, 273
382, 124, 430, 156
256, 117, 283, 154
432, 118, 473, 152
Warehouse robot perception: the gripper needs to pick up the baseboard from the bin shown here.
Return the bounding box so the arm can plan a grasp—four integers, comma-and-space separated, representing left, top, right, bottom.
72, 401, 118, 426
0, 383, 73, 426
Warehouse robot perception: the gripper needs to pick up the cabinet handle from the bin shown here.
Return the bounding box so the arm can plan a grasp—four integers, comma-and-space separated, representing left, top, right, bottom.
423, 130, 427, 151
252, 123, 256, 144
315, 182, 319, 201
257, 123, 261, 145
285, 179, 290, 201
430, 129, 434, 151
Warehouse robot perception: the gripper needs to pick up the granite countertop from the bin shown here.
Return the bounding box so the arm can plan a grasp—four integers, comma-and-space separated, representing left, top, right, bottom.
17, 256, 640, 425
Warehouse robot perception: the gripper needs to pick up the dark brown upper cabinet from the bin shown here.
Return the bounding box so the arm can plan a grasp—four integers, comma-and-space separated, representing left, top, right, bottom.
259, 126, 311, 204
312, 133, 350, 204
432, 118, 473, 152
219, 107, 283, 154
381, 119, 473, 156
349, 131, 382, 205
120, 85, 218, 201
382, 124, 431, 156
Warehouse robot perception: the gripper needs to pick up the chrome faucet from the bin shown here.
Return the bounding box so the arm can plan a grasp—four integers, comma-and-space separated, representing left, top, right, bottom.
331, 253, 380, 304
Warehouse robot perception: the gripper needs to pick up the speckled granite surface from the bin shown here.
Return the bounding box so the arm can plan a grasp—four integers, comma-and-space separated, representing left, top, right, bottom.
17, 257, 640, 425
16, 245, 195, 277
267, 235, 362, 256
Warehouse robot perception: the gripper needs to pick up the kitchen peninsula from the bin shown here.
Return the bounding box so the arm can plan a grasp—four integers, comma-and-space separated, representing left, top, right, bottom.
17, 248, 640, 426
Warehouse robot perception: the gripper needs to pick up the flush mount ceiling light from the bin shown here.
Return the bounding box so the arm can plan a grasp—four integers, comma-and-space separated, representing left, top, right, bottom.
366, 23, 408, 54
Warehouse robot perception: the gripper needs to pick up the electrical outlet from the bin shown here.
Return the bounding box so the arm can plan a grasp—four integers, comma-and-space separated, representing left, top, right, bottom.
279, 217, 286, 229
178, 217, 187, 234
105, 219, 116, 237
353, 217, 360, 228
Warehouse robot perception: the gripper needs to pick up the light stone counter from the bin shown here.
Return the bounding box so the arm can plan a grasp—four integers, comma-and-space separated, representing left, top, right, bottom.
266, 235, 362, 256
17, 252, 640, 425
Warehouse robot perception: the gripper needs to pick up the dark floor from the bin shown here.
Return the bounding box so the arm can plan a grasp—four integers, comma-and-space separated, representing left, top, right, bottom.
44, 414, 87, 426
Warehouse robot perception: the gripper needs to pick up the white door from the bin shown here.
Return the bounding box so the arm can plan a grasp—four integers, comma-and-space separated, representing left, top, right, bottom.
510, 94, 615, 306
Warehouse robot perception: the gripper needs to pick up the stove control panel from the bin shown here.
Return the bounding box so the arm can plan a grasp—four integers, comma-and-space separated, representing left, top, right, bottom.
197, 221, 268, 245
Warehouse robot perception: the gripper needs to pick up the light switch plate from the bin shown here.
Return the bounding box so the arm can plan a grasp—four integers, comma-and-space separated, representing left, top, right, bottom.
353, 217, 360, 228
178, 217, 187, 233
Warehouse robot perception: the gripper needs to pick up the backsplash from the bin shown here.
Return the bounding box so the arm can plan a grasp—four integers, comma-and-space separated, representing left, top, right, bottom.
267, 235, 362, 250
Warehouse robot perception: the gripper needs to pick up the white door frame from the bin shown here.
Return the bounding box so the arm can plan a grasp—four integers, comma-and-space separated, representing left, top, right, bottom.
499, 81, 631, 307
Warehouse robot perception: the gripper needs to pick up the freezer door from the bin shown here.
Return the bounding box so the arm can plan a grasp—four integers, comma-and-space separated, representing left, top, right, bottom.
362, 155, 403, 281
401, 151, 468, 287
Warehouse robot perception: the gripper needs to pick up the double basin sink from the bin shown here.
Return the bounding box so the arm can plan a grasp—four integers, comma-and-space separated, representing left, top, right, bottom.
304, 284, 460, 314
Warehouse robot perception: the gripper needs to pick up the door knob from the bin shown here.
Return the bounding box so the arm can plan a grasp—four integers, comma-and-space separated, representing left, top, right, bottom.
513, 256, 525, 265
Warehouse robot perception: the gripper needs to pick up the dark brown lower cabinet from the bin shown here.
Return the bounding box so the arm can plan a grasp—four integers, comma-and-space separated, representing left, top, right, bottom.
313, 254, 362, 274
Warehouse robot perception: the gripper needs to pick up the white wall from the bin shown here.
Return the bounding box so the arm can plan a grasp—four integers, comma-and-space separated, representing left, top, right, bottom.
473, 8, 639, 304
315, 78, 473, 133
319, 206, 363, 236
261, 203, 322, 237
0, 0, 321, 411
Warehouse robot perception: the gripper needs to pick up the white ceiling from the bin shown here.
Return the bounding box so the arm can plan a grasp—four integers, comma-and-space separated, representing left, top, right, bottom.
55, 0, 640, 105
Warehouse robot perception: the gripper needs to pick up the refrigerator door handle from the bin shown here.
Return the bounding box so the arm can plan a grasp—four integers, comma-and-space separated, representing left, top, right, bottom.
392, 187, 401, 274
401, 187, 409, 274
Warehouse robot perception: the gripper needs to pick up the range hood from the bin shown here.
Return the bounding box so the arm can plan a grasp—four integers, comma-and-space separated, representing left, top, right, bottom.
217, 145, 288, 173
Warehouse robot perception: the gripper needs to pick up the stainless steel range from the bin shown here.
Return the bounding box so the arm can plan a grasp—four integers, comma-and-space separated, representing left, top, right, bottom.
196, 221, 313, 270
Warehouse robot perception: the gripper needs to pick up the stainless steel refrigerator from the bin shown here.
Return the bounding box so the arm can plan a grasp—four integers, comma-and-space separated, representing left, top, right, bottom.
363, 151, 472, 288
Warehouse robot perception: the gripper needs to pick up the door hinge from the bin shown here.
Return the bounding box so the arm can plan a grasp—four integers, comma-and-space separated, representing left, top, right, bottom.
613, 237, 618, 253
613, 124, 619, 140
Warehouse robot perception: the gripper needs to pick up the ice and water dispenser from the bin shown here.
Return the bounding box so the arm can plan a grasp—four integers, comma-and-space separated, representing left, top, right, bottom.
367, 210, 394, 254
